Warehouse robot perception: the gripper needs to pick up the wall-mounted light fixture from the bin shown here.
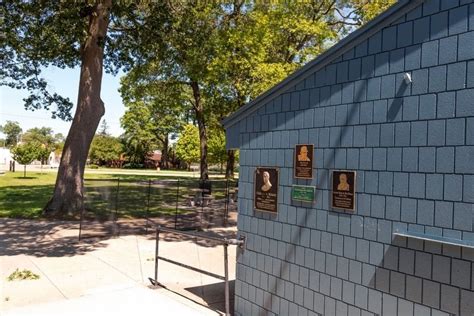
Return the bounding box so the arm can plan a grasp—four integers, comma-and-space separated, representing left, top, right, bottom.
404, 72, 412, 84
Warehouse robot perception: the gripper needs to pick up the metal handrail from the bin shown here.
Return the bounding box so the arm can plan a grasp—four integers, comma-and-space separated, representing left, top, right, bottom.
149, 224, 245, 316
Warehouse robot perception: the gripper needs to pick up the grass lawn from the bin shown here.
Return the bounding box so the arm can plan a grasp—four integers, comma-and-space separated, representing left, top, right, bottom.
0, 169, 237, 219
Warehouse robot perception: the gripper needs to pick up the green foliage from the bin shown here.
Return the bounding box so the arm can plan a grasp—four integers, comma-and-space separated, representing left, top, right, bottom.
0, 121, 22, 148
21, 127, 60, 164
7, 269, 40, 281
175, 124, 200, 166
119, 1, 395, 177
22, 127, 55, 146
122, 163, 144, 169
351, 0, 397, 24
120, 76, 189, 150
1, 1, 172, 120
208, 1, 397, 119
36, 145, 51, 166
208, 127, 227, 167
11, 143, 40, 165
88, 135, 123, 166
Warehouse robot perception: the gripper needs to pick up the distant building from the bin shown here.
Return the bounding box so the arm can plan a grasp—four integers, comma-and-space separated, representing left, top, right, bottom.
0, 148, 14, 170
48, 151, 61, 168
145, 150, 162, 169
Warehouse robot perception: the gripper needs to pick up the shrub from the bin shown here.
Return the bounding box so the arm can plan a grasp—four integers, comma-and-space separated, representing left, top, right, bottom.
7, 268, 40, 281
122, 163, 144, 169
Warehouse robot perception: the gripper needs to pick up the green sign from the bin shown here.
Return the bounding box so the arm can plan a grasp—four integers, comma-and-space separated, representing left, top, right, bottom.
291, 185, 315, 203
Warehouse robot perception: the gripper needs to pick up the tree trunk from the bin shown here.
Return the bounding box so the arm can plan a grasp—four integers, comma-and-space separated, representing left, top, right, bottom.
43, 0, 111, 217
225, 150, 235, 179
23, 165, 26, 178
161, 134, 169, 169
191, 81, 209, 180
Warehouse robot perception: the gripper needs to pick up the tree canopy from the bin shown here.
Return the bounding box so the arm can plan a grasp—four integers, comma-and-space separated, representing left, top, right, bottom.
120, 0, 396, 177
1, 0, 396, 214
175, 124, 200, 168
11, 142, 40, 178
88, 134, 123, 166
0, 121, 22, 148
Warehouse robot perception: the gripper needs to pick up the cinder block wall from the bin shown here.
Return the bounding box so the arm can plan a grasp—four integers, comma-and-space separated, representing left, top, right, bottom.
234, 1, 474, 315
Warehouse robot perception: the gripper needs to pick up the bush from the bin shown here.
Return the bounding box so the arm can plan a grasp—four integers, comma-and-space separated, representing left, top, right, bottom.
122, 163, 144, 169
7, 268, 40, 281
88, 164, 99, 169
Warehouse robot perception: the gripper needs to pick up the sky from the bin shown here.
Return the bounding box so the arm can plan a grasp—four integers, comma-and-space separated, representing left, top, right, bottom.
0, 66, 126, 138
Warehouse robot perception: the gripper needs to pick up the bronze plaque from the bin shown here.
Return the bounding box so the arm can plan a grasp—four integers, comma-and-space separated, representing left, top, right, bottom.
294, 144, 314, 179
254, 167, 279, 213
331, 170, 356, 211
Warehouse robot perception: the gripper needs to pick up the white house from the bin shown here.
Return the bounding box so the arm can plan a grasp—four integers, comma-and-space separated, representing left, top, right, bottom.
0, 147, 14, 171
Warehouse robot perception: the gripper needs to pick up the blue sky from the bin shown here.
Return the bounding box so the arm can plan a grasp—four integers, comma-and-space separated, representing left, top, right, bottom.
0, 66, 126, 138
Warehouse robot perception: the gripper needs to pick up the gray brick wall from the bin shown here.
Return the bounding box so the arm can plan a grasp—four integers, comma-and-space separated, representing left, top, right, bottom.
234, 1, 474, 315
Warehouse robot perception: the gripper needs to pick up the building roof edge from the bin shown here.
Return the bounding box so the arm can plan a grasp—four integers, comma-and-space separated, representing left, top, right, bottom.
222, 0, 424, 128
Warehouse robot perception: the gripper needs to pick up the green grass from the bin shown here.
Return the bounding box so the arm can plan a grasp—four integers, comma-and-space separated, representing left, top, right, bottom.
0, 170, 237, 219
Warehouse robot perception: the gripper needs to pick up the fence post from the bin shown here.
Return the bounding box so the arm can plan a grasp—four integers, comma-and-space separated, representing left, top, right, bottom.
174, 179, 180, 230
224, 178, 229, 227
145, 179, 151, 234
224, 243, 230, 316
113, 178, 120, 236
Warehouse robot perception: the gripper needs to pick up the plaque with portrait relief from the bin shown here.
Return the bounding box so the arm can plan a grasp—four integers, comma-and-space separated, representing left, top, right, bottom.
294, 144, 314, 179
254, 167, 279, 213
331, 170, 356, 211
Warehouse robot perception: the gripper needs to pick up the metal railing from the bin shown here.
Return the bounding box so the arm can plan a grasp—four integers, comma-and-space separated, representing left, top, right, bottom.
148, 223, 245, 316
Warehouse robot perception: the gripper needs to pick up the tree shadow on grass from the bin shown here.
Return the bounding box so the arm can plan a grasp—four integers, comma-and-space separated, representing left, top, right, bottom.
0, 184, 54, 218
0, 218, 108, 257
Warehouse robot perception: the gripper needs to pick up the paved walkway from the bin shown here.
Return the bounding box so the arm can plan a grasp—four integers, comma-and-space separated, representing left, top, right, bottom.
0, 219, 237, 315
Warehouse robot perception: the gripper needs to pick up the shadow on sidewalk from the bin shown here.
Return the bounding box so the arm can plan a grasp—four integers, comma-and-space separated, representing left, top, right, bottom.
185, 280, 235, 315
0, 218, 108, 258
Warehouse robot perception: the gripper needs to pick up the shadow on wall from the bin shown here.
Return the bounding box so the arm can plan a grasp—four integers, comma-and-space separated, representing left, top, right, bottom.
234, 2, 472, 315
367, 235, 474, 315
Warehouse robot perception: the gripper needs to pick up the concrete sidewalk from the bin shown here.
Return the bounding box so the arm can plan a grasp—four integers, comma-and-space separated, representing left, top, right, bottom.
0, 219, 237, 315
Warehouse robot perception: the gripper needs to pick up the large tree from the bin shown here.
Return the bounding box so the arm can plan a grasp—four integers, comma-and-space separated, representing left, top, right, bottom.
121, 1, 396, 180
118, 2, 231, 180
1, 1, 171, 216
1, 1, 395, 215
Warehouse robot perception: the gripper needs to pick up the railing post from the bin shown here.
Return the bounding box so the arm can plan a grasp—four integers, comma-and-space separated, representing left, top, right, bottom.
154, 226, 160, 285
224, 243, 230, 316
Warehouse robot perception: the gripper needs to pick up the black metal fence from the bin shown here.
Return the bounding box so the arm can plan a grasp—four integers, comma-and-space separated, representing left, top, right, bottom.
79, 177, 238, 239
